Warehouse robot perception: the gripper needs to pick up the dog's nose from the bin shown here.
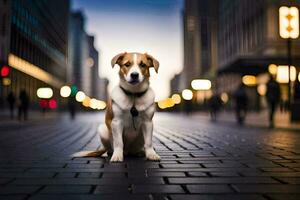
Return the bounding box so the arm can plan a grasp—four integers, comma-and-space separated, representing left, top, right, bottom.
130, 72, 139, 80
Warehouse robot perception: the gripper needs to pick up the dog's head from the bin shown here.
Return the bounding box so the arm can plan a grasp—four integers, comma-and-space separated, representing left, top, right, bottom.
111, 52, 159, 85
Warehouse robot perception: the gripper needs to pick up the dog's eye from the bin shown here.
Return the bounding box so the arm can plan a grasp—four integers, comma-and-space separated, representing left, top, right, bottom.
140, 63, 146, 68
124, 62, 131, 67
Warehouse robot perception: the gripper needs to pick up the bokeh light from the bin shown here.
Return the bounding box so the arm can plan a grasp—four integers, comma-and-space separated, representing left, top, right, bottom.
82, 96, 91, 107
75, 91, 86, 102
242, 75, 256, 86
171, 94, 181, 104
49, 99, 57, 109
182, 89, 193, 100
37, 87, 53, 99
268, 64, 277, 75
257, 84, 267, 96
191, 79, 211, 90
60, 86, 71, 97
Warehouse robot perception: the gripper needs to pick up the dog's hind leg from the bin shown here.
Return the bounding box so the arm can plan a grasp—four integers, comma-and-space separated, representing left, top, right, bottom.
98, 124, 112, 152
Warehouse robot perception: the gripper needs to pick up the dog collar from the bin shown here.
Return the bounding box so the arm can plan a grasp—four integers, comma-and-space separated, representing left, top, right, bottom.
119, 86, 148, 98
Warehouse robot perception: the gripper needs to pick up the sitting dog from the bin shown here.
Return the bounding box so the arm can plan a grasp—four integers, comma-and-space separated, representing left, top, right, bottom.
86, 52, 161, 162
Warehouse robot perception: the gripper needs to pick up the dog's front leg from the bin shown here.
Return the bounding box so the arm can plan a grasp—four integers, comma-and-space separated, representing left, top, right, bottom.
111, 116, 124, 162
142, 120, 160, 161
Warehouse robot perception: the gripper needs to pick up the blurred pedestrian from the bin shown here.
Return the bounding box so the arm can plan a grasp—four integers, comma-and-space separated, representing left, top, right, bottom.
18, 89, 29, 121
6, 91, 16, 119
208, 93, 222, 121
294, 80, 300, 101
68, 96, 76, 120
234, 83, 248, 125
266, 75, 281, 128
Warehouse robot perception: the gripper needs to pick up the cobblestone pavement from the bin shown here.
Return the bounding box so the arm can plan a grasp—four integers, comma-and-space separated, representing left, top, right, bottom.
0, 112, 300, 200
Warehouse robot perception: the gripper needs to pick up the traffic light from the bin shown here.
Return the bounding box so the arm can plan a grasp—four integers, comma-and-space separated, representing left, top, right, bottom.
1, 65, 10, 77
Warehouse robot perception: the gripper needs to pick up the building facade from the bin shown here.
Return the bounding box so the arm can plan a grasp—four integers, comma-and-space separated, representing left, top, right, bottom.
87, 35, 108, 100
68, 11, 92, 96
0, 0, 69, 108
181, 0, 218, 91
217, 0, 300, 91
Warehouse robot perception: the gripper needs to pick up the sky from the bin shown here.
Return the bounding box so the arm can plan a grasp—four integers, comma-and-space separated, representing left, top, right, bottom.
72, 0, 184, 100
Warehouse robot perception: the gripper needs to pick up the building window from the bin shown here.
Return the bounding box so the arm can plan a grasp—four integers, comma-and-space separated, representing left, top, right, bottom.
1, 14, 6, 36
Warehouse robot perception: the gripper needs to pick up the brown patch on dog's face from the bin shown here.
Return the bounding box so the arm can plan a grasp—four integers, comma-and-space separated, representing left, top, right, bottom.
111, 52, 159, 85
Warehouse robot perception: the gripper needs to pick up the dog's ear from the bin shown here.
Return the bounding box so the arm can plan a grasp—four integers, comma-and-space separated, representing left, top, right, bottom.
111, 52, 127, 68
145, 53, 159, 73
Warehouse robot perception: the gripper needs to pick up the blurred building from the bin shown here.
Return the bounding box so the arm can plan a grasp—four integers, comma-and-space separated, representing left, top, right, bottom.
181, 0, 218, 91
0, 0, 69, 107
182, 0, 300, 110
217, 0, 300, 109
171, 74, 181, 94
68, 11, 107, 100
87, 35, 108, 100
68, 11, 91, 96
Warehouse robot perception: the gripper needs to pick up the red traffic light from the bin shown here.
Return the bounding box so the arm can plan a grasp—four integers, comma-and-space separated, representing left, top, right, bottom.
1, 65, 10, 77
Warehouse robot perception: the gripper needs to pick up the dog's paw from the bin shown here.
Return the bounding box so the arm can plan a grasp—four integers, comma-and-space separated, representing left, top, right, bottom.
110, 149, 123, 162
145, 148, 161, 161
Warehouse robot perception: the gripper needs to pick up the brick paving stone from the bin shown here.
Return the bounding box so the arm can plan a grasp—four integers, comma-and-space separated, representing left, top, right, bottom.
0, 178, 12, 184
132, 185, 184, 193
101, 172, 126, 178
275, 177, 300, 184
147, 172, 186, 177
187, 172, 208, 177
78, 172, 101, 178
93, 185, 130, 194
28, 194, 149, 200
266, 194, 300, 200
168, 177, 278, 184
40, 185, 91, 194
186, 185, 234, 193
170, 194, 266, 200
232, 184, 300, 193
55, 172, 76, 178
0, 195, 26, 200
0, 186, 41, 194
209, 172, 240, 177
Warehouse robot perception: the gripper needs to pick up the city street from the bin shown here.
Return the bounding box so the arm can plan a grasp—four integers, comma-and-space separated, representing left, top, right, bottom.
0, 113, 299, 200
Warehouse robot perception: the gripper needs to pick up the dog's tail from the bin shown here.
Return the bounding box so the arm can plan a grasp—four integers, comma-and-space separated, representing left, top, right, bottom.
72, 148, 107, 158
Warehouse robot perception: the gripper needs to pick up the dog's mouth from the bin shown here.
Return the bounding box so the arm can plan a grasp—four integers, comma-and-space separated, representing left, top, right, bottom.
128, 80, 140, 85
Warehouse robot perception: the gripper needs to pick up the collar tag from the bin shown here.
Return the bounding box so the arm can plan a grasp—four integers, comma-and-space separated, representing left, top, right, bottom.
130, 106, 139, 117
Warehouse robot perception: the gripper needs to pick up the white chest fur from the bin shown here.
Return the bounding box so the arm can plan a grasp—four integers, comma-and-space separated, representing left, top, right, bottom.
110, 86, 156, 145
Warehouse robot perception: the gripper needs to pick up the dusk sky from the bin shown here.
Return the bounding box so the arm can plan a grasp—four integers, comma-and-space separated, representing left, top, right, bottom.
72, 0, 184, 100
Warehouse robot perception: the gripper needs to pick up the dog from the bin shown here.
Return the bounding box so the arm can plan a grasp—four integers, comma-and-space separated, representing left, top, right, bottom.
83, 52, 161, 162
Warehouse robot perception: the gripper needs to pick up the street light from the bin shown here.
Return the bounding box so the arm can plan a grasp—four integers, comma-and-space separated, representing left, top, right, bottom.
60, 86, 71, 97
37, 87, 53, 99
171, 94, 181, 104
276, 65, 297, 83
242, 75, 256, 86
268, 64, 277, 75
279, 6, 299, 104
182, 89, 193, 100
191, 79, 211, 90
75, 91, 86, 102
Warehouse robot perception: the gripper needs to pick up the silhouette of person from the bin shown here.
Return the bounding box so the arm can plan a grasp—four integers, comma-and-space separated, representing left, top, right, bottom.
266, 75, 281, 128
294, 79, 300, 101
18, 89, 29, 121
234, 83, 248, 125
6, 91, 16, 119
68, 96, 76, 120
209, 93, 222, 121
